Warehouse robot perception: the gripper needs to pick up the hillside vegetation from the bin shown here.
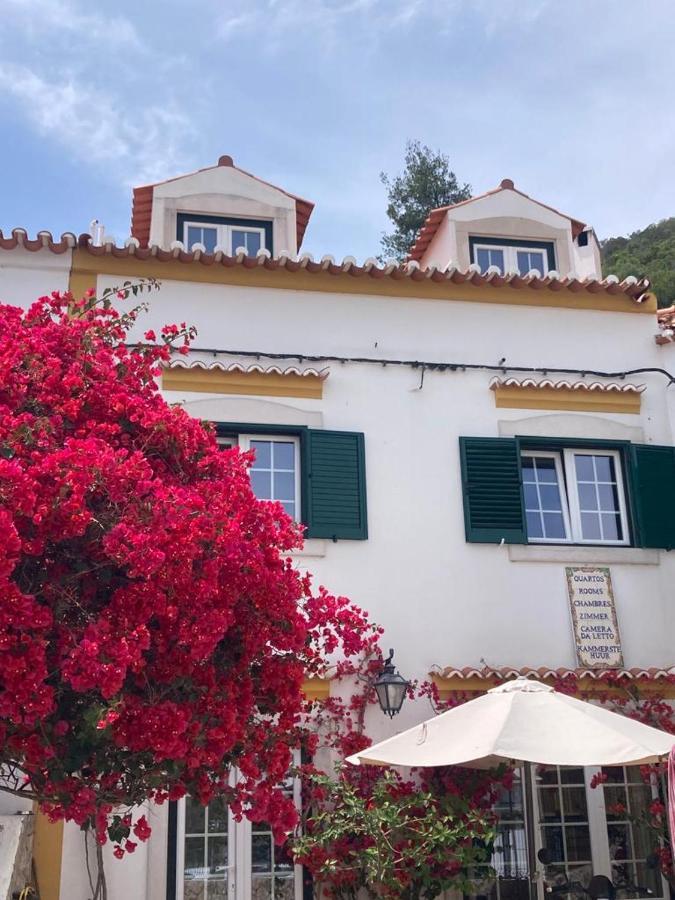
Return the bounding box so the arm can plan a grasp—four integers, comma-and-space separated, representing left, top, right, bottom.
602, 218, 675, 308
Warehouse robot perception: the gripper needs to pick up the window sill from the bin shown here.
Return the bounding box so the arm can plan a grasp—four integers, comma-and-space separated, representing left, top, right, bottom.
290, 539, 327, 559
507, 544, 659, 565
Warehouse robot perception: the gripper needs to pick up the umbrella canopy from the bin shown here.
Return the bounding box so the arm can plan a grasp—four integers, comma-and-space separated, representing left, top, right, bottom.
347, 677, 674, 769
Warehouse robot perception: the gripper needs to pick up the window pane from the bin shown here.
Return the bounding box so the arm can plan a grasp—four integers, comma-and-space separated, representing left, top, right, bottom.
574, 455, 595, 481
247, 232, 262, 255
598, 482, 620, 512
232, 229, 262, 255
594, 455, 615, 482
523, 484, 539, 507
274, 877, 296, 899
578, 483, 598, 510
208, 835, 228, 873
281, 500, 295, 518
566, 826, 591, 862
539, 484, 563, 511
252, 834, 272, 873
185, 883, 205, 900
521, 455, 568, 541
517, 250, 545, 276
580, 512, 602, 540
273, 441, 295, 469
186, 798, 205, 834
250, 470, 272, 499
562, 787, 587, 821
274, 471, 295, 502
490, 249, 505, 272
526, 511, 543, 538
185, 837, 206, 876
476, 248, 490, 271
208, 798, 228, 833
542, 513, 566, 539
608, 823, 632, 860
250, 440, 272, 469
187, 226, 201, 249
536, 459, 558, 482
601, 513, 622, 541
252, 878, 272, 900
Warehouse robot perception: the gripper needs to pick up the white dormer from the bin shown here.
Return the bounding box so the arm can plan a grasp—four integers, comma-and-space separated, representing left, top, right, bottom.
409, 178, 602, 280
130, 155, 314, 257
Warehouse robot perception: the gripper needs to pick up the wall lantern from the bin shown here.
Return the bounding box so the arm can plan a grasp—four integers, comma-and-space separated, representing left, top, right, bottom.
374, 649, 410, 718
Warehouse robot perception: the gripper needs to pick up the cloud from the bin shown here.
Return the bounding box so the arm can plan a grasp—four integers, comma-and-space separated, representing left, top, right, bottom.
0, 62, 196, 187
1, 0, 143, 49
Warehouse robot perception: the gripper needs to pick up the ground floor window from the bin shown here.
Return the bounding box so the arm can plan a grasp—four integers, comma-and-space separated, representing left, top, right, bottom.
174, 773, 303, 900
467, 765, 666, 900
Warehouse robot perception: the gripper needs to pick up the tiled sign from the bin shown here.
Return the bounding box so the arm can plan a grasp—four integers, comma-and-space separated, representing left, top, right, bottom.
565, 566, 623, 668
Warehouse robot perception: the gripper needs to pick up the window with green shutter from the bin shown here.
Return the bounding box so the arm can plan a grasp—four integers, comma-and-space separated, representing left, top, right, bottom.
460, 435, 675, 550
214, 423, 367, 541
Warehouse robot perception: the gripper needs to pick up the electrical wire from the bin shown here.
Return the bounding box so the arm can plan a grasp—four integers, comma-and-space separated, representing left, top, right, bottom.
179, 347, 675, 385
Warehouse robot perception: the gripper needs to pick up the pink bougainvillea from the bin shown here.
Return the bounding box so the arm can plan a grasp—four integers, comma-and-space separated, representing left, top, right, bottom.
0, 284, 380, 853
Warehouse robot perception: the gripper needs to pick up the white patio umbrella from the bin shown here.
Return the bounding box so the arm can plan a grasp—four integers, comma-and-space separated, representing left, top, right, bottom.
346, 678, 674, 900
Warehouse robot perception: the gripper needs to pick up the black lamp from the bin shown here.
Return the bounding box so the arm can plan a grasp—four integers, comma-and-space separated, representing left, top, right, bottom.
374, 649, 410, 718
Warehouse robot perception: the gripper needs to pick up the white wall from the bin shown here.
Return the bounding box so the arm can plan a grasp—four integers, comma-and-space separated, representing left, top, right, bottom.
0, 247, 72, 304
94, 274, 675, 720
150, 165, 299, 255
421, 187, 601, 279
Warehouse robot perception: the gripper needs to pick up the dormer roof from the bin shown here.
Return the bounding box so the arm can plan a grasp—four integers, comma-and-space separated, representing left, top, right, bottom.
408, 178, 587, 262
130, 155, 315, 251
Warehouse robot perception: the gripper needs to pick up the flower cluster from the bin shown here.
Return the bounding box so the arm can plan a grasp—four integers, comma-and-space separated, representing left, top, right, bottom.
0, 286, 379, 849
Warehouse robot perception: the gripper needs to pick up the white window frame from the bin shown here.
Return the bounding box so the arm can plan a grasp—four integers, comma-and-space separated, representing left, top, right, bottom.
182, 220, 267, 255
521, 448, 630, 546
220, 434, 301, 523
528, 765, 669, 900
563, 448, 630, 547
473, 243, 550, 276
176, 781, 237, 900
521, 451, 572, 544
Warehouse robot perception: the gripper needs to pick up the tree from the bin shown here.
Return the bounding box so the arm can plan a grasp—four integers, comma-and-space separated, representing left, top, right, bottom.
601, 218, 675, 308
380, 139, 471, 262
0, 285, 380, 896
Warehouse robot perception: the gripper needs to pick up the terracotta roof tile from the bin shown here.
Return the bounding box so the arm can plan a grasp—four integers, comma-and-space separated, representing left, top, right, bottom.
435, 665, 675, 682
130, 157, 315, 251
0, 230, 652, 306
408, 179, 587, 262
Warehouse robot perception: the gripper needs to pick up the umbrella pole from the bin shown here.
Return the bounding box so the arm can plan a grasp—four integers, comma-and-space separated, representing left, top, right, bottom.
523, 761, 539, 900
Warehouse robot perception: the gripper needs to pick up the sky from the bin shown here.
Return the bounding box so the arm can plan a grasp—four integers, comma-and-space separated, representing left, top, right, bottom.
1, 0, 675, 262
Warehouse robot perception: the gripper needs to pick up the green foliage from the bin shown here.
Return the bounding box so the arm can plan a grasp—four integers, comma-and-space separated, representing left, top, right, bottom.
291, 765, 494, 899
380, 139, 471, 262
601, 218, 675, 308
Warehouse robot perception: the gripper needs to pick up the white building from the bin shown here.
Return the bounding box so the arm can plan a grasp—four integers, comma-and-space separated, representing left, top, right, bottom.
1, 157, 674, 900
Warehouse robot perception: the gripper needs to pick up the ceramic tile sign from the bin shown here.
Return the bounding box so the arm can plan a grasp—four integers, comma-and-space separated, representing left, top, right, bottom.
565, 566, 624, 668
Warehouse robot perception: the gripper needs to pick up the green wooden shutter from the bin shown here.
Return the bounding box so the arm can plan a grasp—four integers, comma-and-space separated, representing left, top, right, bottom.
629, 444, 675, 549
305, 430, 367, 540
459, 437, 526, 544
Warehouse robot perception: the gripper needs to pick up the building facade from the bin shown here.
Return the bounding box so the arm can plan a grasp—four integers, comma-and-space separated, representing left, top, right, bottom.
1, 157, 674, 900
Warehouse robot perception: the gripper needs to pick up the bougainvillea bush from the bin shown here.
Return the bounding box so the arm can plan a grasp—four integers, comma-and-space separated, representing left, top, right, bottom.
292, 762, 503, 899
0, 285, 380, 863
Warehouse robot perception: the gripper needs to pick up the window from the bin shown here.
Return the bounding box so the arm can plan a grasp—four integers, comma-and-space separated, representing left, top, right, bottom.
537, 766, 593, 886
521, 449, 629, 545
216, 425, 368, 541
602, 766, 664, 899
175, 776, 303, 900
177, 213, 272, 256
179, 795, 233, 900
219, 434, 301, 521
469, 237, 555, 276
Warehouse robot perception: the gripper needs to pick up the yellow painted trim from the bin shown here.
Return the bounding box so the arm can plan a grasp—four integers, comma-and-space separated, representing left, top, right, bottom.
431, 674, 675, 701
162, 367, 324, 399
302, 678, 331, 701
33, 808, 63, 900
493, 384, 642, 414
67, 250, 657, 315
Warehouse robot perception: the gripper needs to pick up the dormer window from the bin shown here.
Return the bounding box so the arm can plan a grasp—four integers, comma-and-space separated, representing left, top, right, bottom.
176, 213, 273, 256
469, 237, 555, 276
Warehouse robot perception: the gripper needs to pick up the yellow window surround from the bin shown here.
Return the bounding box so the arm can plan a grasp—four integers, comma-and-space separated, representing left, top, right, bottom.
162, 363, 327, 400
490, 377, 644, 414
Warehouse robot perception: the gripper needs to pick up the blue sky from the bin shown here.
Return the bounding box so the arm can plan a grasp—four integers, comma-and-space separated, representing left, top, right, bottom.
1, 0, 674, 262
